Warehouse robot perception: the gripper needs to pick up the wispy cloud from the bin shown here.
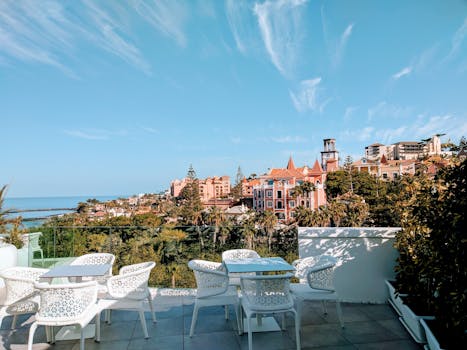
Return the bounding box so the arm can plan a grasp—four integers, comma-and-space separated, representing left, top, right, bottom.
344, 106, 358, 121
142, 126, 158, 134
230, 136, 242, 144
333, 23, 354, 68
225, 0, 254, 54
271, 135, 308, 143
64, 128, 127, 140
129, 0, 187, 47
374, 126, 408, 144
289, 77, 324, 113
254, 0, 308, 77
0, 1, 191, 75
446, 17, 467, 61
340, 126, 375, 142
321, 6, 354, 69
392, 66, 412, 80
367, 101, 413, 121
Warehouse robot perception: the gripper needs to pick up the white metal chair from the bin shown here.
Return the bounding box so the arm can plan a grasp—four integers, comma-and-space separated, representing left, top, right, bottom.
21, 232, 44, 265
240, 273, 300, 350
69, 253, 115, 293
28, 280, 101, 350
221, 249, 261, 286
290, 255, 344, 329
98, 261, 156, 339
0, 267, 49, 329
188, 259, 241, 337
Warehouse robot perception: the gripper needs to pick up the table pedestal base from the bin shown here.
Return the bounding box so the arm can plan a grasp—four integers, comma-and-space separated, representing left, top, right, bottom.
55, 324, 95, 341
243, 316, 281, 333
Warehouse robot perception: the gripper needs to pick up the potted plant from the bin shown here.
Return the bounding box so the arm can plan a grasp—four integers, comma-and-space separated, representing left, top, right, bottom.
393, 160, 466, 348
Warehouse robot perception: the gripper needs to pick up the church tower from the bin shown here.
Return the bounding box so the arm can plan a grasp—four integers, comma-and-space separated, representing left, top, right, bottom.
321, 138, 339, 171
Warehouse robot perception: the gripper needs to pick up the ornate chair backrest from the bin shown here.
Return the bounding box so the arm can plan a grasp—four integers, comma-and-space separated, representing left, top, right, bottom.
0, 267, 49, 305
106, 261, 155, 300
240, 273, 294, 312
34, 281, 98, 323
294, 255, 337, 292
70, 253, 116, 283
188, 259, 229, 298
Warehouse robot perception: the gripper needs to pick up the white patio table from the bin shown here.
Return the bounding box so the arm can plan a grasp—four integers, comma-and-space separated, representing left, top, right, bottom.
40, 264, 112, 341
223, 257, 295, 333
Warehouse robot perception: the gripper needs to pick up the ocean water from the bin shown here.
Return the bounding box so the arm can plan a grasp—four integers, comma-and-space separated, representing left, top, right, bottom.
3, 195, 124, 227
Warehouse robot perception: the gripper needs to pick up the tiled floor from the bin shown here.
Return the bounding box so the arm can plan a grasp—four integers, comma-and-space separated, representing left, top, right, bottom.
1, 288, 422, 350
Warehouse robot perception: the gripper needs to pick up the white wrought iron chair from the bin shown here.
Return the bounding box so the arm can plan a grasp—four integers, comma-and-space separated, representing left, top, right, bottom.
0, 267, 49, 329
69, 253, 115, 291
290, 255, 344, 329
28, 280, 101, 350
98, 261, 156, 339
221, 249, 261, 286
188, 259, 241, 337
240, 273, 300, 350
21, 232, 44, 265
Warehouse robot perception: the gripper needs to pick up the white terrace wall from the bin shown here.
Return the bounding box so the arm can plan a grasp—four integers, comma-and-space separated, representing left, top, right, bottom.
298, 227, 401, 304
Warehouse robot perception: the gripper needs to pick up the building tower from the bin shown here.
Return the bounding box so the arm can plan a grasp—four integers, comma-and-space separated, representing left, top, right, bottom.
321, 138, 339, 171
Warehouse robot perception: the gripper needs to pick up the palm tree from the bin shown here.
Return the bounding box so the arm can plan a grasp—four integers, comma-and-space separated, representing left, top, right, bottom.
0, 185, 14, 232
204, 206, 225, 249
258, 210, 278, 253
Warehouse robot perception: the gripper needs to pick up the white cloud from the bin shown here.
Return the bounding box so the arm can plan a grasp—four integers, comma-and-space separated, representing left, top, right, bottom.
446, 17, 467, 60
129, 0, 187, 47
344, 106, 358, 121
374, 126, 408, 144
254, 0, 308, 77
340, 127, 375, 142
392, 66, 412, 80
230, 136, 242, 144
271, 135, 308, 143
367, 101, 413, 121
64, 128, 127, 140
226, 0, 253, 54
142, 127, 158, 134
289, 77, 323, 113
321, 6, 354, 69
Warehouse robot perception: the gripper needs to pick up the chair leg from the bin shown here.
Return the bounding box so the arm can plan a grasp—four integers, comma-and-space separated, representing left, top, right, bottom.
139, 310, 149, 339
336, 301, 344, 328
95, 312, 101, 342
235, 303, 242, 335
80, 326, 85, 350
189, 303, 200, 337
11, 314, 18, 329
147, 294, 157, 323
106, 309, 111, 324
295, 299, 303, 333
294, 311, 301, 350
247, 315, 253, 350
322, 300, 328, 315
225, 304, 229, 320
281, 313, 286, 330
27, 322, 38, 350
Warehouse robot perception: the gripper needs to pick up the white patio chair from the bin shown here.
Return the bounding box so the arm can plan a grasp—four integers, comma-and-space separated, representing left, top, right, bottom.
28, 280, 101, 350
69, 253, 115, 290
221, 249, 261, 286
290, 255, 344, 329
21, 232, 44, 265
240, 273, 300, 350
0, 267, 49, 329
98, 261, 156, 339
188, 259, 241, 337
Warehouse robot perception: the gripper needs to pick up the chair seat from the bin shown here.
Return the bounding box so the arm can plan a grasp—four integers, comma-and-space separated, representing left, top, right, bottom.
290, 283, 338, 300
196, 286, 238, 306
36, 303, 101, 328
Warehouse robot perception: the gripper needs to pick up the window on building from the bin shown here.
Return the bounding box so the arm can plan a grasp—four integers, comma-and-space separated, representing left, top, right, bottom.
393, 173, 399, 178
306, 200, 310, 208
267, 201, 273, 208
276, 213, 285, 220
277, 201, 283, 209
289, 200, 295, 208
266, 190, 272, 197
382, 173, 388, 179
277, 190, 282, 198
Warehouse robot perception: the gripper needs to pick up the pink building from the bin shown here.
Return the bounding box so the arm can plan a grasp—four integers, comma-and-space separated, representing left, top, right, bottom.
170, 176, 231, 202
253, 157, 327, 222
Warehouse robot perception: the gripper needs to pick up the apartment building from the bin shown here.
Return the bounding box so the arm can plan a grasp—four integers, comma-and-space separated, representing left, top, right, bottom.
351, 155, 416, 180
364, 135, 442, 161
170, 175, 231, 202
252, 157, 327, 222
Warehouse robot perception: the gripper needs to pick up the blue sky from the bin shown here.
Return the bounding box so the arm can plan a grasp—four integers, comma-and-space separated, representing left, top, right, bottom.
1, 0, 466, 198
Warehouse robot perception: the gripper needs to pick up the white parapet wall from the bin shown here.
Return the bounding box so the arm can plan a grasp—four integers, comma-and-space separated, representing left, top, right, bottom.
298, 227, 401, 304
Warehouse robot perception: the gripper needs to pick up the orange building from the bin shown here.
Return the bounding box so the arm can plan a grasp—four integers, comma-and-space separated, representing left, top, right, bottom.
252, 157, 327, 222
